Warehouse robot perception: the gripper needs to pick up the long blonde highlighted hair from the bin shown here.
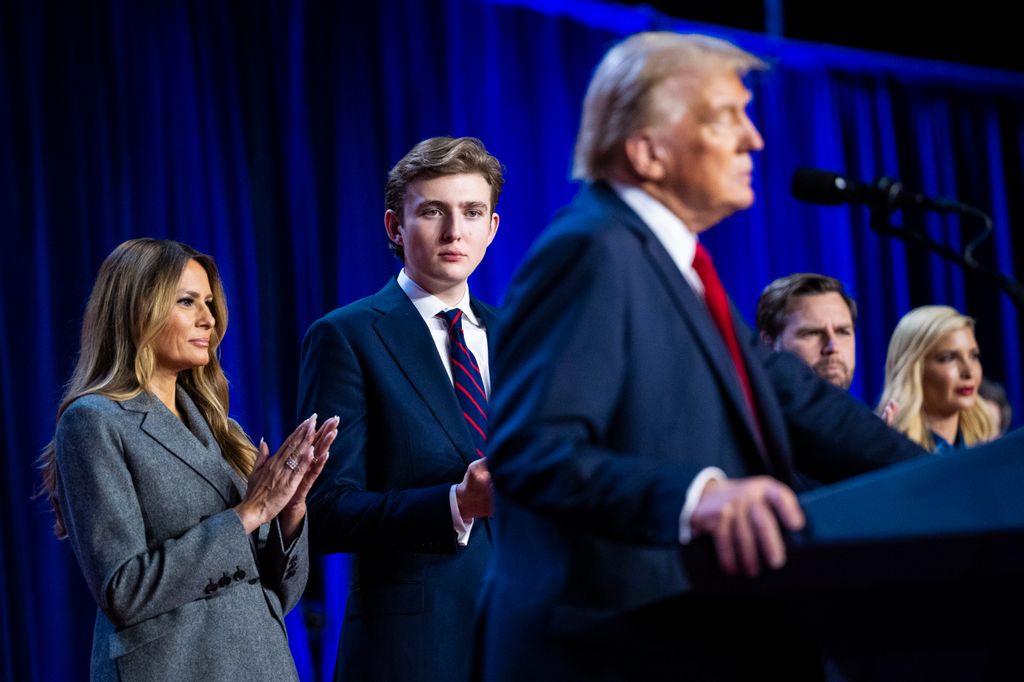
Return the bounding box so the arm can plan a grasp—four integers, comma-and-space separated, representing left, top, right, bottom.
39, 238, 256, 537
877, 305, 995, 451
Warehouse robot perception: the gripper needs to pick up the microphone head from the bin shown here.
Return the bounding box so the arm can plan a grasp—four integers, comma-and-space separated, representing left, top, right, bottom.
791, 168, 856, 205
792, 168, 964, 213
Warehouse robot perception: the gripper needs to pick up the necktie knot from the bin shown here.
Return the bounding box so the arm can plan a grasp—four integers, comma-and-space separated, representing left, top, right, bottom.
691, 243, 716, 287
440, 307, 464, 335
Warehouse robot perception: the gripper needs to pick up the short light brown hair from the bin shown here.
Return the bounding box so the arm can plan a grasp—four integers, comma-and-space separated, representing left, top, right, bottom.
756, 273, 858, 342
573, 31, 766, 181
384, 136, 504, 260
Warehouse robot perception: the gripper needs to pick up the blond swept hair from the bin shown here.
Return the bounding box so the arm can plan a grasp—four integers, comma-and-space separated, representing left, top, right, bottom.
877, 305, 995, 451
572, 31, 766, 181
39, 238, 256, 537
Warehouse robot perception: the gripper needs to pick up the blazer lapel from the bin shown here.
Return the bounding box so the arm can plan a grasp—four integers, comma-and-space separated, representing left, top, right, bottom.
645, 240, 766, 451
372, 280, 477, 466
735, 319, 795, 482
472, 297, 497, 361
122, 390, 243, 505
590, 184, 766, 458
176, 388, 248, 500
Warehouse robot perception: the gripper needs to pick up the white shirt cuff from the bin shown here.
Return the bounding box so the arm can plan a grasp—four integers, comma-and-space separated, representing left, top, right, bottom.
678, 467, 727, 544
449, 484, 474, 546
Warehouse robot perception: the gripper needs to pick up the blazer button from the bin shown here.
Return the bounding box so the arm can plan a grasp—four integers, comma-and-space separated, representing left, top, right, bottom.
248, 577, 259, 585
218, 573, 232, 588
233, 566, 246, 581
205, 580, 219, 594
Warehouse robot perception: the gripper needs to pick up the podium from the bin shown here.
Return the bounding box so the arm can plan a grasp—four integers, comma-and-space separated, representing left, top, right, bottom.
682, 428, 1024, 681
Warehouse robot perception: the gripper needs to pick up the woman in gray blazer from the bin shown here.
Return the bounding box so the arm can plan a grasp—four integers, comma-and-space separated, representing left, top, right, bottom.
38, 238, 338, 681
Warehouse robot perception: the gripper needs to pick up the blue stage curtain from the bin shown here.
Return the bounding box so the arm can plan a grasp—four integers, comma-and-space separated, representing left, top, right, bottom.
2, 0, 1022, 679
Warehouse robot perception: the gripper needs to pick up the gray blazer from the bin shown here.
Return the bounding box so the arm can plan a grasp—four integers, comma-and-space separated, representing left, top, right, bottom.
54, 388, 308, 681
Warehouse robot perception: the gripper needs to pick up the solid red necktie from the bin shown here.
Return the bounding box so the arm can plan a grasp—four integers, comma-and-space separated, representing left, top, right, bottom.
691, 243, 764, 447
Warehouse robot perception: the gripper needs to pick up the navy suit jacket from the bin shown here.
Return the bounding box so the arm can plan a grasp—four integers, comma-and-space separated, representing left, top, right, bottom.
480, 183, 925, 680
299, 278, 495, 682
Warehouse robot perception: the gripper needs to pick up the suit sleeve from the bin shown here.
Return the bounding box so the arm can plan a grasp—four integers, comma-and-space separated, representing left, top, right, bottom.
488, 229, 699, 547
257, 516, 308, 614
55, 400, 260, 629
752, 337, 927, 482
298, 317, 458, 555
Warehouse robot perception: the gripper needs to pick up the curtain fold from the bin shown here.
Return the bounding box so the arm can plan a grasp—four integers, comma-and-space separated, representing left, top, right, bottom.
3, 1, 1023, 678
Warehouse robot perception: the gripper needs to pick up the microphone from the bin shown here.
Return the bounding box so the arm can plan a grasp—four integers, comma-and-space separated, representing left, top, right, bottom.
791, 168, 962, 212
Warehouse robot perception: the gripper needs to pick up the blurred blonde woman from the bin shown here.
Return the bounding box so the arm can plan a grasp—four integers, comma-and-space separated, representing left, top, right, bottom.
878, 305, 996, 453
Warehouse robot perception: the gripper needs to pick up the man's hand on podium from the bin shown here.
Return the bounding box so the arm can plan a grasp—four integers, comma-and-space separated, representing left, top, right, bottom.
690, 476, 805, 578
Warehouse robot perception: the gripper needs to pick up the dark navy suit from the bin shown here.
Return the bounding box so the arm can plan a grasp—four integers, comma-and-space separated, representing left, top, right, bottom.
299, 278, 495, 681
479, 183, 924, 681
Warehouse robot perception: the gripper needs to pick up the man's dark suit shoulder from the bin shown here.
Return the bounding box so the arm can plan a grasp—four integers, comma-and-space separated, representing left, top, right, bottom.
305, 286, 391, 334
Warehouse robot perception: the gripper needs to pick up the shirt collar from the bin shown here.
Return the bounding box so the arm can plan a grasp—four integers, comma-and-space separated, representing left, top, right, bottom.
930, 429, 965, 455
397, 269, 480, 327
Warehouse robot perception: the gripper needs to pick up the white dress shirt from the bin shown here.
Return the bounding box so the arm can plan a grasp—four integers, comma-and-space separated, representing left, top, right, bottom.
608, 183, 727, 545
397, 269, 490, 545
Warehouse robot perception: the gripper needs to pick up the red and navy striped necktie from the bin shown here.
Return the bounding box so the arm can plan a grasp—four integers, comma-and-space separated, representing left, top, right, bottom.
440, 308, 488, 458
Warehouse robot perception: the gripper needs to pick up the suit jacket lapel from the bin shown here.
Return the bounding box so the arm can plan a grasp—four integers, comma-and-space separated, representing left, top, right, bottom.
372, 280, 477, 466
473, 297, 497, 360
122, 390, 244, 505
645, 239, 765, 451
588, 183, 766, 457
176, 388, 248, 500
735, 318, 795, 481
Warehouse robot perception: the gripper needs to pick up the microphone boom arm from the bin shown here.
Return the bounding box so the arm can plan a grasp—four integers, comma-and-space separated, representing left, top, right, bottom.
869, 203, 1024, 310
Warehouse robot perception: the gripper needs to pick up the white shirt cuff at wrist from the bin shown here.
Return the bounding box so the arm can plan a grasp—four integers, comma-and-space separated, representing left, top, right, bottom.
678, 467, 727, 544
450, 484, 474, 546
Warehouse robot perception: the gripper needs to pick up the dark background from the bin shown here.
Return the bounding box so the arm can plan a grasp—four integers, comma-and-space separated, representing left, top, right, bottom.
627, 0, 1024, 72
3, 1, 1023, 680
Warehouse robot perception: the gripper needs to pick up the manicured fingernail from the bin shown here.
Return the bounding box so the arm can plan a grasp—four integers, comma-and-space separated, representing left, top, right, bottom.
259, 437, 265, 448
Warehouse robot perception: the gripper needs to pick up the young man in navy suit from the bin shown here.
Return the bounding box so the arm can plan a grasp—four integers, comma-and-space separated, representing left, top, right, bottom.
299, 136, 501, 681
478, 33, 925, 681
